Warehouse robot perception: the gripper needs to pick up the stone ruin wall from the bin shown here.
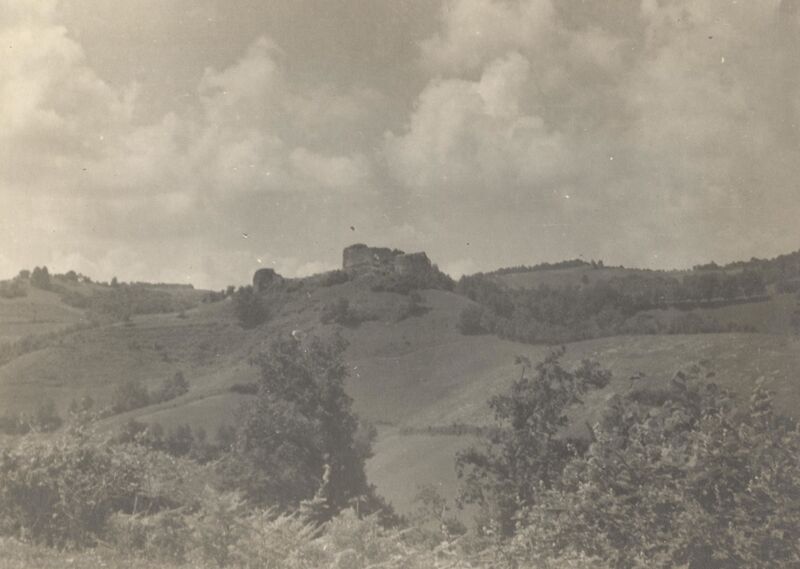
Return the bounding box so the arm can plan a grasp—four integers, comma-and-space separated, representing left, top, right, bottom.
342, 244, 431, 277
393, 252, 431, 276
252, 245, 434, 292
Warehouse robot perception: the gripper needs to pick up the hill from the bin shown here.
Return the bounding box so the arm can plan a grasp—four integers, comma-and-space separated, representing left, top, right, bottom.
0, 250, 799, 514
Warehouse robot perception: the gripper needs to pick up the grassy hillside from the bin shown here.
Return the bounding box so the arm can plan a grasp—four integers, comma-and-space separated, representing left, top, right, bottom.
493, 265, 685, 290
0, 286, 87, 343
1, 264, 799, 515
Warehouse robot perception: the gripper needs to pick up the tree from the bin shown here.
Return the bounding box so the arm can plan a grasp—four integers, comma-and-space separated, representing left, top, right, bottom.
697, 272, 720, 301
456, 348, 610, 535
510, 365, 800, 569
232, 286, 268, 328
739, 269, 766, 297
457, 304, 487, 335
221, 335, 375, 521
720, 273, 741, 300
30, 266, 51, 290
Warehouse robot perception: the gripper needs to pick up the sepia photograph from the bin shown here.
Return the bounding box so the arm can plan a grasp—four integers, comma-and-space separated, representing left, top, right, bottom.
1, 1, 799, 567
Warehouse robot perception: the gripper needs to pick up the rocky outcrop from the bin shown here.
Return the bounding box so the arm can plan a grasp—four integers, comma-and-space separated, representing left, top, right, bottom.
252, 268, 282, 292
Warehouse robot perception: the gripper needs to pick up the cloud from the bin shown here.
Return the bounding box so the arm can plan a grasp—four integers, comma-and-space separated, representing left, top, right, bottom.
3, 0, 800, 288
384, 0, 800, 271
420, 0, 557, 74
0, 2, 381, 287
386, 53, 573, 197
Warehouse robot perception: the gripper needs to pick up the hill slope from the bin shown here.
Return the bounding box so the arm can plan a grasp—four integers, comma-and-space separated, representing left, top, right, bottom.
1, 267, 798, 514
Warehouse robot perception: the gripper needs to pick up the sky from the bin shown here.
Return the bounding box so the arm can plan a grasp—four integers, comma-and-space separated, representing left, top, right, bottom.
1, 0, 799, 289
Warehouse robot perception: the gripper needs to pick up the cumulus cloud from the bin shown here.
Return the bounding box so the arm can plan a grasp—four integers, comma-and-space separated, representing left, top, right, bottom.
385, 0, 800, 270
3, 0, 800, 287
0, 2, 380, 286
386, 52, 573, 196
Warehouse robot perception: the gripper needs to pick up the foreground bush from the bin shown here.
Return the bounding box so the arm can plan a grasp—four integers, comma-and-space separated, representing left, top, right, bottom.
0, 425, 205, 549
0, 431, 146, 547
462, 354, 800, 569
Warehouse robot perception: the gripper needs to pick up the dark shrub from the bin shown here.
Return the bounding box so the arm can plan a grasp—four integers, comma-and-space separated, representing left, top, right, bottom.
320, 298, 367, 327
0, 433, 149, 547
155, 371, 189, 402
111, 379, 151, 414
457, 305, 487, 335
0, 279, 26, 299
232, 285, 269, 328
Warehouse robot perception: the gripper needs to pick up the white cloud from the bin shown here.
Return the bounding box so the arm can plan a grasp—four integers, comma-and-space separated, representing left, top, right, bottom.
383, 0, 800, 271
0, 3, 380, 286
420, 0, 556, 74
3, 0, 800, 286
386, 52, 573, 196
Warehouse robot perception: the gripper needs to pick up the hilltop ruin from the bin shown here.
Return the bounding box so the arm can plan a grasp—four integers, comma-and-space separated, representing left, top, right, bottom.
342, 244, 432, 277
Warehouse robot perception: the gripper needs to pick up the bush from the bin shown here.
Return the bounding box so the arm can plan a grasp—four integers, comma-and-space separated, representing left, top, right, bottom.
372, 265, 455, 295
233, 285, 269, 328
155, 371, 189, 402
107, 510, 189, 563
456, 349, 611, 536
58, 283, 197, 322
320, 298, 368, 327
472, 359, 800, 568
0, 401, 63, 435
111, 379, 151, 414
396, 292, 429, 321
0, 279, 26, 299
230, 382, 258, 394
457, 305, 487, 335
0, 431, 148, 547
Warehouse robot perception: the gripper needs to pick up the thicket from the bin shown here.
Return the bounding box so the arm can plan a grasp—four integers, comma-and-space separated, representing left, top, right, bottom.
457, 352, 800, 568
319, 298, 373, 327
395, 291, 429, 321
0, 323, 97, 368
0, 278, 27, 299
231, 285, 269, 328
0, 400, 63, 435
110, 372, 190, 414
455, 271, 765, 344
371, 264, 455, 295
59, 283, 197, 321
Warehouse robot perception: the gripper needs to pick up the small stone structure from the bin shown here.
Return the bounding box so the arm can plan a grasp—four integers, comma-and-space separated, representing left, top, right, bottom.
342, 244, 432, 277
252, 268, 283, 292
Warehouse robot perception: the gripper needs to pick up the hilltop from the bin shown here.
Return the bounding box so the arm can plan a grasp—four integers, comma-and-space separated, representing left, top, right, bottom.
0, 246, 799, 513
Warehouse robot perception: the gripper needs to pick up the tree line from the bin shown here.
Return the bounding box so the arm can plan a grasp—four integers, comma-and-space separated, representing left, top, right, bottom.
455, 269, 766, 343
